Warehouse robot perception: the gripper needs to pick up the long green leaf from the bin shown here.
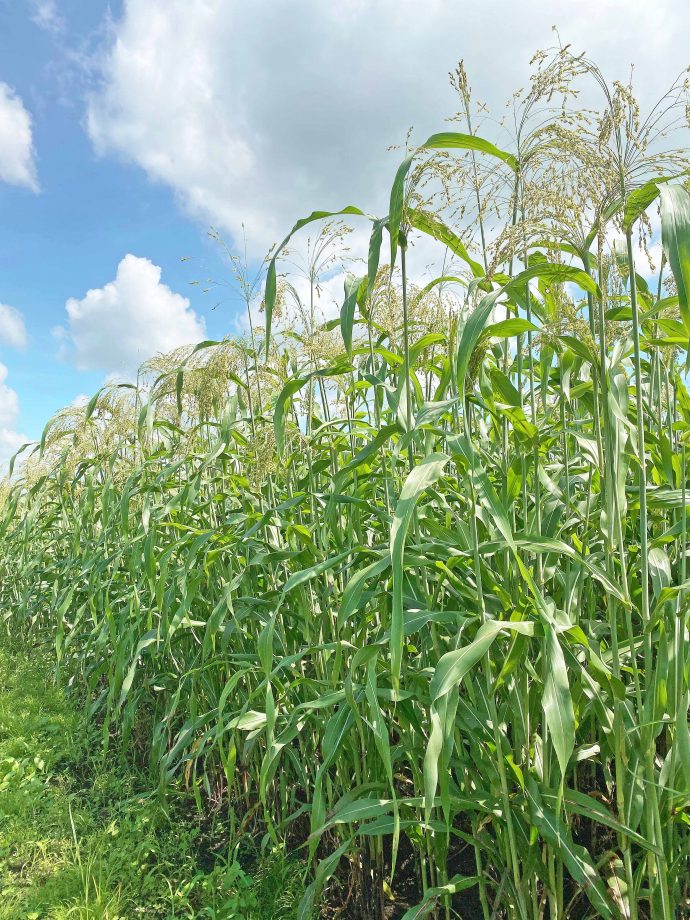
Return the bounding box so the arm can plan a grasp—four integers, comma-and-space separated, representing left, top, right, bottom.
390, 453, 450, 687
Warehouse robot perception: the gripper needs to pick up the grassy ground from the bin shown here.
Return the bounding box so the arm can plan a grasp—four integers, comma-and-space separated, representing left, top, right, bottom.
0, 641, 304, 919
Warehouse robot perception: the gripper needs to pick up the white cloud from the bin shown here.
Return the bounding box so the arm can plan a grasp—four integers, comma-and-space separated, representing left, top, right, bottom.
86, 0, 688, 257
56, 253, 205, 376
0, 362, 28, 464
0, 304, 27, 349
31, 0, 65, 34
0, 428, 27, 464
0, 83, 39, 191
0, 364, 20, 429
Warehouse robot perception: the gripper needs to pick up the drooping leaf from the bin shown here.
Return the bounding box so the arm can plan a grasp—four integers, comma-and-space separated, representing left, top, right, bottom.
430, 619, 535, 703
264, 206, 369, 353
542, 623, 575, 776
660, 184, 690, 336
421, 131, 518, 171
399, 875, 479, 920
485, 317, 538, 337
407, 209, 485, 278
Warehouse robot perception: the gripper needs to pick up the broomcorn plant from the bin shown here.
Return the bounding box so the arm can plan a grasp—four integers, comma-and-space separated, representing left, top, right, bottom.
2, 49, 690, 920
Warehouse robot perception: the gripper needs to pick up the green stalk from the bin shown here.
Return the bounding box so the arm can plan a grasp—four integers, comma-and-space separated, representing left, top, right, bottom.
626, 227, 672, 918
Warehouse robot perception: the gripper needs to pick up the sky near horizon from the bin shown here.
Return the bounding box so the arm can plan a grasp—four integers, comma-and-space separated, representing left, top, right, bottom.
0, 0, 687, 461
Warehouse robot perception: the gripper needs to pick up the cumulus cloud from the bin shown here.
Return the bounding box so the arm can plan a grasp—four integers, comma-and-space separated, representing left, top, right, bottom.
0, 364, 20, 429
0, 304, 27, 349
0, 429, 27, 463
0, 363, 28, 464
86, 0, 687, 256
0, 83, 39, 191
56, 253, 205, 376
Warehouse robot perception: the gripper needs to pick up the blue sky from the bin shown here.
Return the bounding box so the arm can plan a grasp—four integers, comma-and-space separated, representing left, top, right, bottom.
0, 0, 233, 453
0, 0, 686, 460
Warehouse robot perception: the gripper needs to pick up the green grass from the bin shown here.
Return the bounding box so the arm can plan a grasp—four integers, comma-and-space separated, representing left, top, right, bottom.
0, 642, 303, 919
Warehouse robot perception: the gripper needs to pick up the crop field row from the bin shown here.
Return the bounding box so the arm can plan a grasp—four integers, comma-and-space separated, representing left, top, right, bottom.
1, 50, 689, 918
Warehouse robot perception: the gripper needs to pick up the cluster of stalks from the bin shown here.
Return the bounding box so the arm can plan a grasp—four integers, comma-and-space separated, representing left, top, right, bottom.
2, 49, 690, 918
